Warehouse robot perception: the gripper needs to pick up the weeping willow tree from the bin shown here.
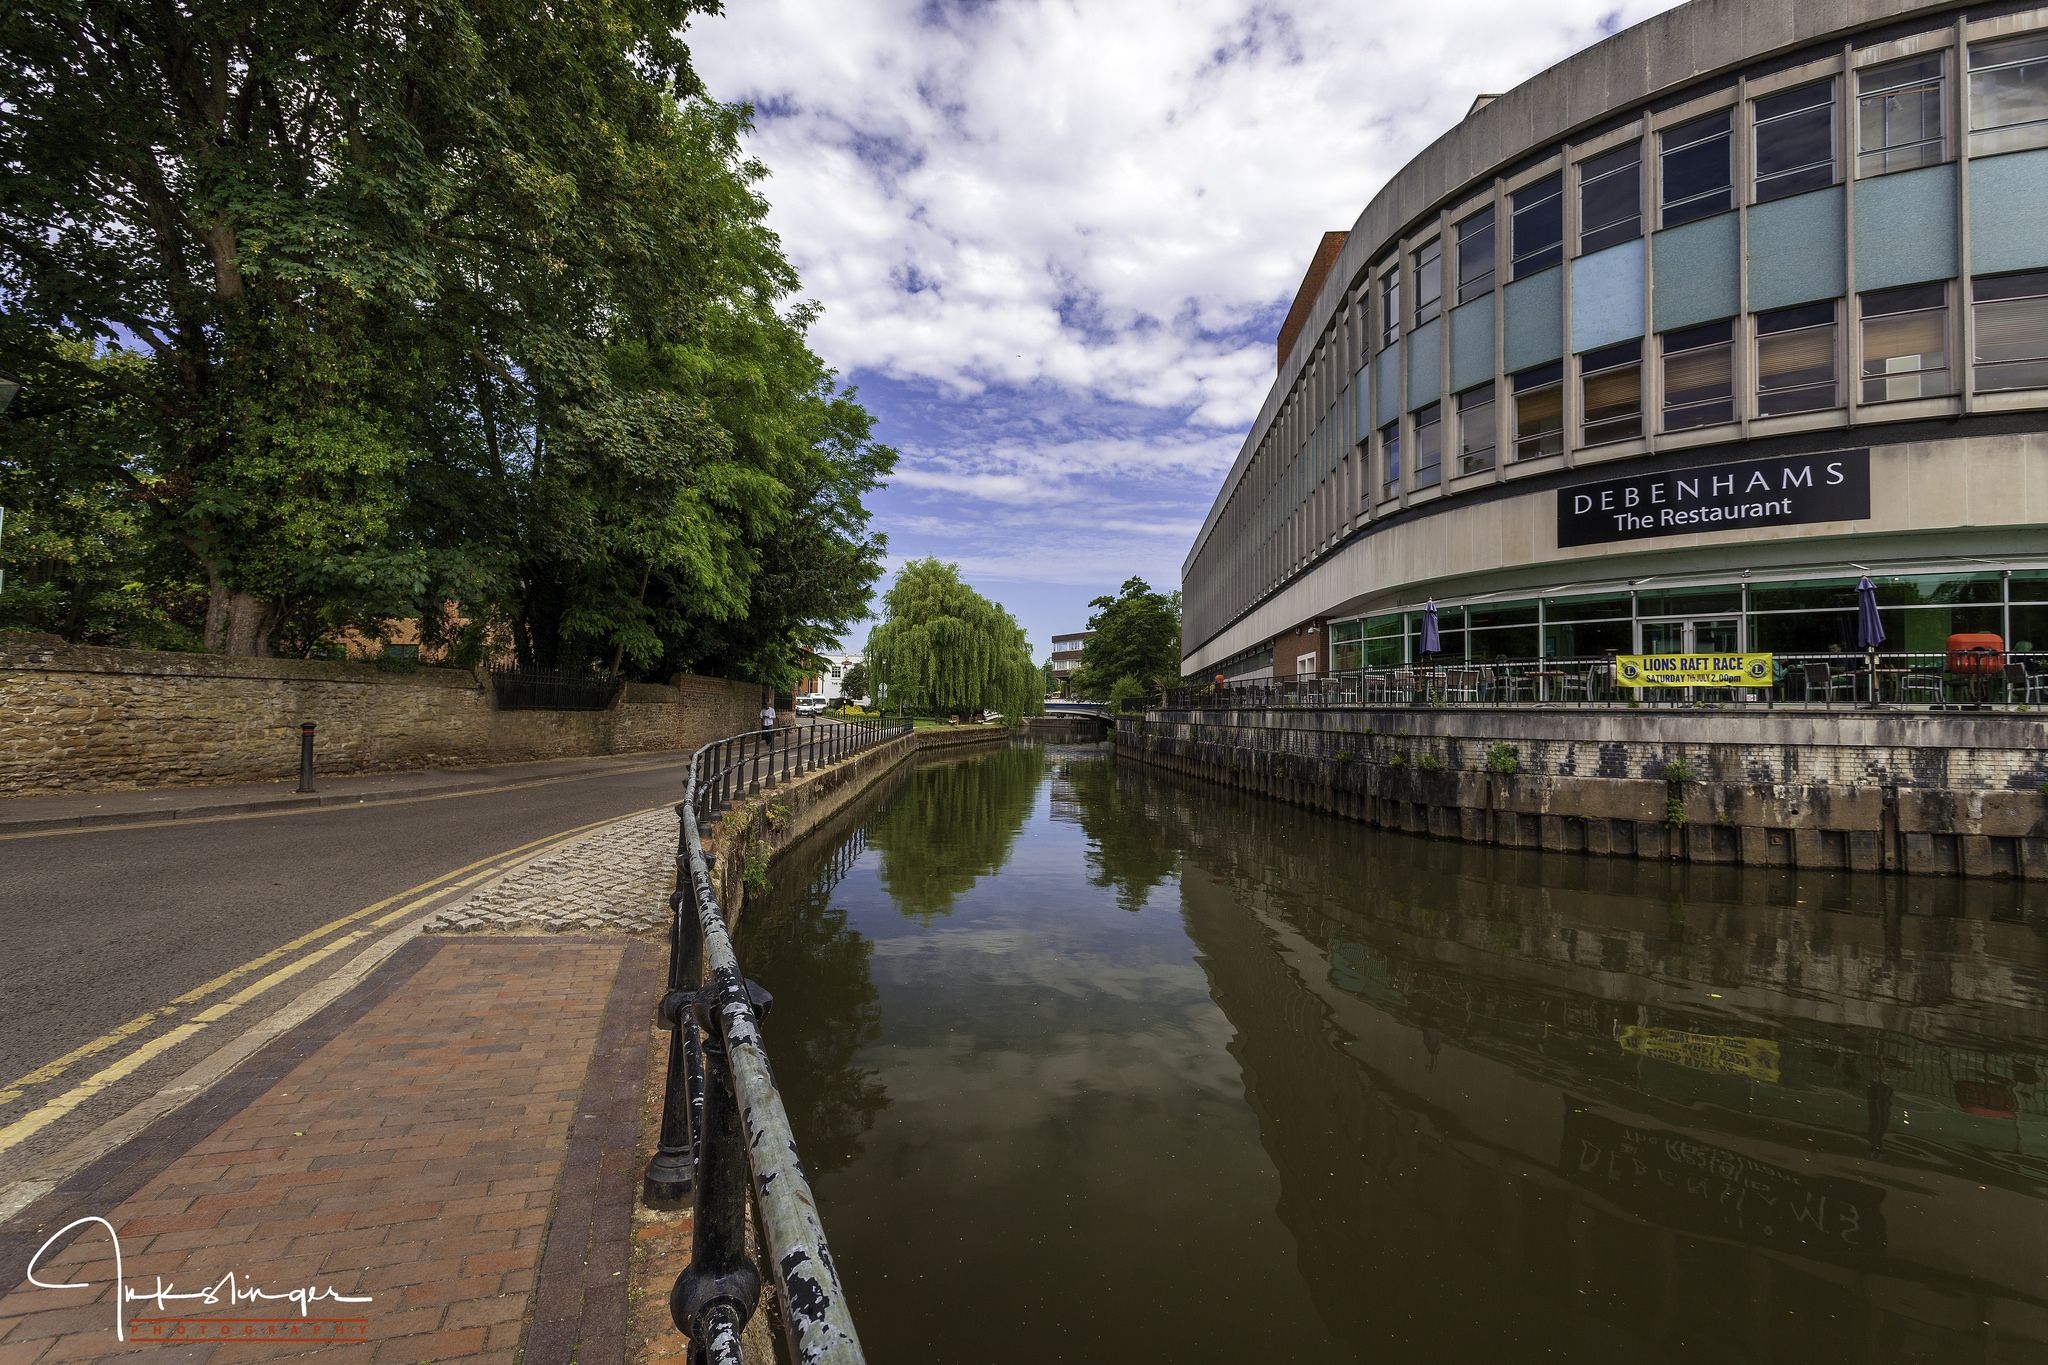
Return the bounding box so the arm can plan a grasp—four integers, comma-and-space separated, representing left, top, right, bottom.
865, 558, 1043, 717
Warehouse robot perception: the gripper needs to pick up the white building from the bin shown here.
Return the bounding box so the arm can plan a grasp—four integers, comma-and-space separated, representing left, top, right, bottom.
799, 652, 866, 704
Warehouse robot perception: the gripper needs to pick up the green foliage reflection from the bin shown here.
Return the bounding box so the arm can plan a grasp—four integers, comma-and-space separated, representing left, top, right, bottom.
866, 746, 1044, 921
1057, 756, 1178, 912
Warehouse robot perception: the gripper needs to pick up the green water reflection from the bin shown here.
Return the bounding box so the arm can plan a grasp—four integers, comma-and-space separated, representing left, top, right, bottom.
742, 743, 2048, 1363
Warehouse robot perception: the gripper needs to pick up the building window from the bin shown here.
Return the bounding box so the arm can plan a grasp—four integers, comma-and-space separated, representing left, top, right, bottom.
1413, 239, 1442, 327
1660, 110, 1732, 227
1379, 420, 1400, 496
1661, 321, 1735, 430
1753, 80, 1836, 201
1511, 363, 1564, 460
1511, 174, 1564, 277
1969, 33, 2048, 157
1973, 269, 2048, 391
1580, 340, 1644, 445
1379, 268, 1401, 347
1860, 282, 1950, 401
1858, 54, 1945, 176
1755, 301, 1839, 414
1413, 404, 1442, 488
383, 643, 420, 662
1456, 208, 1496, 304
1578, 142, 1641, 254
1456, 384, 1497, 475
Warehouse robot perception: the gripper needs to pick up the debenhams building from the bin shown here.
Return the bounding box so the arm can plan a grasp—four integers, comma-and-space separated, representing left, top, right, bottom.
1181, 0, 2048, 681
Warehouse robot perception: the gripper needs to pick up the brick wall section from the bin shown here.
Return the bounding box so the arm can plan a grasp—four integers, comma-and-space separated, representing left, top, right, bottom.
1123, 709, 2048, 880
0, 635, 766, 797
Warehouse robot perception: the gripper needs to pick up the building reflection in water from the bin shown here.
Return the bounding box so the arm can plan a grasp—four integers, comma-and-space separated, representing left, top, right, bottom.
750, 744, 2048, 1362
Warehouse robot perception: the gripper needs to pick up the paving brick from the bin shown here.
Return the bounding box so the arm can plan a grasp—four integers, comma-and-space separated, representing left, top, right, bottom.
0, 937, 661, 1364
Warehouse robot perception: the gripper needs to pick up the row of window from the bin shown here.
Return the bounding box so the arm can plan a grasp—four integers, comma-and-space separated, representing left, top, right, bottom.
1374, 32, 2048, 339
1371, 268, 2048, 497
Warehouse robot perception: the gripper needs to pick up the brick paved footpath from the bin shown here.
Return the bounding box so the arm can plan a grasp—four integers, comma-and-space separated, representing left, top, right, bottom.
0, 936, 663, 1363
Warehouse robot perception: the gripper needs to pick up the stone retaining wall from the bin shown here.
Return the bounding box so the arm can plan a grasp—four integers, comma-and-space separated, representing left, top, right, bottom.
0, 634, 766, 796
1121, 708, 2048, 880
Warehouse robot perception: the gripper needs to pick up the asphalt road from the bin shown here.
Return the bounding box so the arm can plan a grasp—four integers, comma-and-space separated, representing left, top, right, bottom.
0, 755, 693, 1083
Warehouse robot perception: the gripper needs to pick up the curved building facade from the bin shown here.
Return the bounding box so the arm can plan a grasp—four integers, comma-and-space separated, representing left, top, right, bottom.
1181, 0, 2048, 680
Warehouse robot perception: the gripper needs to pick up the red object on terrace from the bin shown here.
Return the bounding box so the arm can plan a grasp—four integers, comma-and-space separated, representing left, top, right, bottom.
1946, 633, 2006, 673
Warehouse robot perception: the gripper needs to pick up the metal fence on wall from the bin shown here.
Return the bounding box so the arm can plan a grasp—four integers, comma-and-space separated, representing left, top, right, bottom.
645, 717, 908, 1365
1166, 650, 2048, 712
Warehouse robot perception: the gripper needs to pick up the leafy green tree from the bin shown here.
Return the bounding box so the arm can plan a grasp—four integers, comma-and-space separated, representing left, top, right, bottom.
1041, 659, 1057, 695
0, 0, 890, 671
1071, 578, 1182, 701
839, 661, 871, 707
865, 559, 1042, 717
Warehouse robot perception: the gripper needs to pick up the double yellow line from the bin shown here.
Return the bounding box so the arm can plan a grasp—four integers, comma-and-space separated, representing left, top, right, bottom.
0, 813, 634, 1156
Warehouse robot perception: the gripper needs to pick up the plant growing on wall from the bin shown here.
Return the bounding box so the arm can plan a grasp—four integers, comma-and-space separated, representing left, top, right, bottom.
1485, 743, 1521, 774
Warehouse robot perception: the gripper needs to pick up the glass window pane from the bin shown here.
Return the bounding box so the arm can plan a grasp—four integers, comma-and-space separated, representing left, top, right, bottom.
1971, 32, 2048, 155
1513, 368, 1564, 460
1757, 304, 1839, 415
1579, 142, 1642, 253
1457, 210, 1496, 304
1513, 174, 1564, 277
1748, 577, 1860, 612
1662, 322, 1734, 429
1974, 270, 2048, 391
1380, 420, 1400, 491
1380, 268, 1401, 346
1857, 55, 1945, 176
1457, 384, 1497, 475
1414, 239, 1443, 326
1861, 286, 1949, 401
1468, 601, 1538, 631
1754, 80, 1835, 201
1414, 404, 1442, 487
1660, 111, 1731, 227
1636, 586, 1743, 615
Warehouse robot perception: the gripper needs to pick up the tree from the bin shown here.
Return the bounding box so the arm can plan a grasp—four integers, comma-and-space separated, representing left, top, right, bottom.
864, 559, 1042, 718
1070, 578, 1181, 702
839, 661, 871, 707
1041, 660, 1057, 695
0, 0, 891, 668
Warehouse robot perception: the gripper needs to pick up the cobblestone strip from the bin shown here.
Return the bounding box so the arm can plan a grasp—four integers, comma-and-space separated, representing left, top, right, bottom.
425, 807, 676, 937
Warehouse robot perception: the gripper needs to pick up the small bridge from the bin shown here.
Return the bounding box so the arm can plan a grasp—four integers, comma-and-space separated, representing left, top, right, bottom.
1025, 699, 1114, 739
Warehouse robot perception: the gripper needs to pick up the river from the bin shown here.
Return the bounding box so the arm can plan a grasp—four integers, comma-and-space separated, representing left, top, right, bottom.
741, 740, 2048, 1363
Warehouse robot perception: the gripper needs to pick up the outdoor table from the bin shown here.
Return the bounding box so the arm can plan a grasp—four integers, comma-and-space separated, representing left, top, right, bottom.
1867, 668, 1911, 704
1528, 669, 1568, 703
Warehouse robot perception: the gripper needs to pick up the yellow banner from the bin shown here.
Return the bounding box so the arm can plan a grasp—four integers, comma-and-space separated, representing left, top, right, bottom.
1615, 653, 1774, 688
1619, 1025, 1782, 1082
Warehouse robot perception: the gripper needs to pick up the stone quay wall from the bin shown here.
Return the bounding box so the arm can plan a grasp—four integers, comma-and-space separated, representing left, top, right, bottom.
0, 634, 767, 797
1120, 708, 2048, 880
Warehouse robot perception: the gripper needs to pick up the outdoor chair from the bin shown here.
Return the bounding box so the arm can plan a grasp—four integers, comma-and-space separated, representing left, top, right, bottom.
1898, 671, 1945, 705
1392, 668, 1418, 703
1495, 668, 1534, 702
1801, 662, 1857, 707
2012, 662, 2048, 706
1442, 668, 1481, 702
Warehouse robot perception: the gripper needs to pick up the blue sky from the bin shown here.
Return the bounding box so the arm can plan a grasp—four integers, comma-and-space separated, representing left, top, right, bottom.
689, 0, 1678, 662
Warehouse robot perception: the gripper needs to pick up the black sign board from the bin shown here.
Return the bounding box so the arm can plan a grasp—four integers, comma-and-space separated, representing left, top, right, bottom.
1557, 450, 1870, 548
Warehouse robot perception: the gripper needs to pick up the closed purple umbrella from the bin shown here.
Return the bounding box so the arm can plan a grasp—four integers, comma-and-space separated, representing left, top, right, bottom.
1856, 577, 1885, 649
1420, 600, 1442, 657
1857, 576, 1885, 707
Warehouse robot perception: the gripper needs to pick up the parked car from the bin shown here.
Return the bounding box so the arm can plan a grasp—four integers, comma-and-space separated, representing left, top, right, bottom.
795, 695, 827, 715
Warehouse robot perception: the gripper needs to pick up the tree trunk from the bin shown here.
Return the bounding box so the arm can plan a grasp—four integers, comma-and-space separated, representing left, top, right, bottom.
202, 561, 280, 656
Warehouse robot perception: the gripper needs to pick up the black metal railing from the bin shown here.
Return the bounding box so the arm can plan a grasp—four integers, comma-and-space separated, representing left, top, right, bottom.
1168, 651, 2048, 712
488, 666, 624, 711
646, 717, 909, 1365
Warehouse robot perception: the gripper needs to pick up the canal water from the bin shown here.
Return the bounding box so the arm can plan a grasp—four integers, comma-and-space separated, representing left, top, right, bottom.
742, 741, 2048, 1363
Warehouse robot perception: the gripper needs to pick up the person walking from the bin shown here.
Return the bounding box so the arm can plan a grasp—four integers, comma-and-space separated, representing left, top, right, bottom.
759, 698, 776, 733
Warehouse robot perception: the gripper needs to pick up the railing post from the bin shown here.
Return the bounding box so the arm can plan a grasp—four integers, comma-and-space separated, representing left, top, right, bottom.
672, 994, 762, 1358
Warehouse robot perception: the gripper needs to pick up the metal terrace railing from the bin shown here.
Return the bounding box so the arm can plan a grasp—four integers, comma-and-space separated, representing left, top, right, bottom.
1168, 651, 2048, 712
645, 717, 907, 1365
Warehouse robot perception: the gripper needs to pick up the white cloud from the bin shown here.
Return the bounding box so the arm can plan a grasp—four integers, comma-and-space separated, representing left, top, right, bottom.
691, 0, 1682, 439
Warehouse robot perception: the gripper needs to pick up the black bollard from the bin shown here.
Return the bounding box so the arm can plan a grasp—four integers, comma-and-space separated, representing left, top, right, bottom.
295, 721, 316, 793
